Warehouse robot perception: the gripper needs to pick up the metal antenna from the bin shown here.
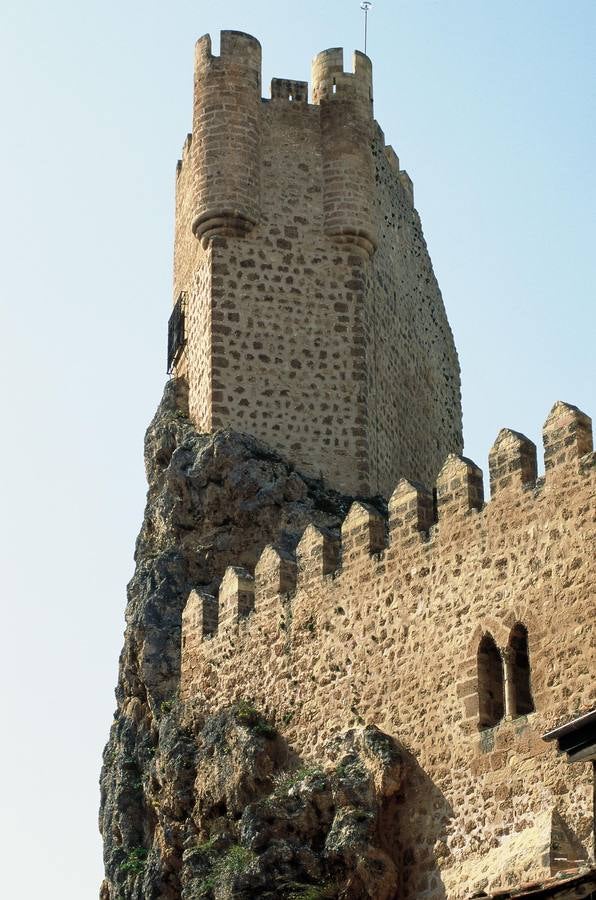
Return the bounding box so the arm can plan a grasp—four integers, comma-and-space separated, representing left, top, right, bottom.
361, 1, 372, 55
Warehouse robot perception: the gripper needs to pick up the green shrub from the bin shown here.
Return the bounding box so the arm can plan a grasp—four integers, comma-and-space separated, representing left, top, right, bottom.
273, 765, 325, 795
286, 883, 337, 899
196, 835, 218, 854
233, 701, 277, 739
216, 844, 257, 878
192, 844, 256, 897
194, 874, 216, 898
120, 847, 148, 875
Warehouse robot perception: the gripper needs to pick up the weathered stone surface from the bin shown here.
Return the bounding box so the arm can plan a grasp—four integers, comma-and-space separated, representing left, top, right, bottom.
178, 713, 403, 900
99, 380, 371, 899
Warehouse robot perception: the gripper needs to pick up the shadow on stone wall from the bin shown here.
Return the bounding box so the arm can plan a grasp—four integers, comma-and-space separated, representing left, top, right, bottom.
393, 747, 453, 899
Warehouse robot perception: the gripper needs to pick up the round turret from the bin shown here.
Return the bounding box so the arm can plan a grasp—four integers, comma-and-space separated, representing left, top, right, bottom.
311, 49, 377, 256
312, 48, 373, 106
191, 31, 262, 247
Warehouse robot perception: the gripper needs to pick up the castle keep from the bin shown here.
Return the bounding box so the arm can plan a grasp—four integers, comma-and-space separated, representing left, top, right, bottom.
171, 31, 462, 496
100, 29, 595, 900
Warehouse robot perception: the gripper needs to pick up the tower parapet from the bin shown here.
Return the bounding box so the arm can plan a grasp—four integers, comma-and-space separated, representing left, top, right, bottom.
191, 31, 262, 247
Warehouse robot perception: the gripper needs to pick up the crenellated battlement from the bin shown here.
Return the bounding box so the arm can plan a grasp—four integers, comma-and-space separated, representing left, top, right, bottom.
311, 47, 373, 106
176, 33, 397, 258
179, 399, 595, 896
181, 400, 593, 652
194, 30, 262, 80
270, 78, 309, 103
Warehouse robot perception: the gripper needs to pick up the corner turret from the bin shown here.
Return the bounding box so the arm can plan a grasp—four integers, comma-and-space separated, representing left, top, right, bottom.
311, 48, 377, 256
191, 31, 262, 246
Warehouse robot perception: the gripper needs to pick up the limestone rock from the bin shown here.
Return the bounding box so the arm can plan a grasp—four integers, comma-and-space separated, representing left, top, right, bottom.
179, 711, 403, 899
99, 381, 376, 899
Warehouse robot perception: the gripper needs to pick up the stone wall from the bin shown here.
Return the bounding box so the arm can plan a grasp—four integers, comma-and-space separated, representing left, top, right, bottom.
368, 127, 462, 494
180, 401, 595, 898
172, 33, 462, 496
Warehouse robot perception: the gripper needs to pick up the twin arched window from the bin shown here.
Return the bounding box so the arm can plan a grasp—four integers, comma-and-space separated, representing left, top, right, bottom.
477, 624, 534, 729
478, 634, 505, 728
509, 624, 535, 716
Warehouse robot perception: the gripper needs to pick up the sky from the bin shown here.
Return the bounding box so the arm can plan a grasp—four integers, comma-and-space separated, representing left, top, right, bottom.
0, 1, 594, 896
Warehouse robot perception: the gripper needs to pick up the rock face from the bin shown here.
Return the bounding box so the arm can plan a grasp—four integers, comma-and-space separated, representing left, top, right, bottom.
99, 380, 394, 899
180, 712, 402, 900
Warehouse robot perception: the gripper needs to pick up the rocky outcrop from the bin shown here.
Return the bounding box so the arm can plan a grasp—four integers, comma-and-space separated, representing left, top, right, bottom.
104, 699, 402, 899
99, 380, 392, 899
181, 713, 402, 900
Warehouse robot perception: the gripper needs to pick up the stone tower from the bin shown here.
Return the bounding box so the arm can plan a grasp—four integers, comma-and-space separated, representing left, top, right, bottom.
170, 30, 463, 496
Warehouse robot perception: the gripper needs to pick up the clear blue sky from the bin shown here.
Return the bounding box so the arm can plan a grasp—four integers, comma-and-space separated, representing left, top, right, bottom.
0, 1, 594, 896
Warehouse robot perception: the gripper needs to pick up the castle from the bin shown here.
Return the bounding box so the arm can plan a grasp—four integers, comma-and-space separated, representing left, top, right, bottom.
110, 30, 595, 900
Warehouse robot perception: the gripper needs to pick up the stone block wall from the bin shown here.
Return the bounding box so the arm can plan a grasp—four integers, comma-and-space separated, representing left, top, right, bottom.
180, 401, 595, 898
172, 33, 462, 496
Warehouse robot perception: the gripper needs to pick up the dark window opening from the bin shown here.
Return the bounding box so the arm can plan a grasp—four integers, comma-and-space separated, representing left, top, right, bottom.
509, 623, 535, 716
478, 634, 504, 729
167, 292, 187, 374
432, 487, 439, 524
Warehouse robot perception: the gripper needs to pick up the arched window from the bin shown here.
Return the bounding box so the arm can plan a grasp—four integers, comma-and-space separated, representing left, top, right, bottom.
477, 634, 505, 729
508, 624, 534, 717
